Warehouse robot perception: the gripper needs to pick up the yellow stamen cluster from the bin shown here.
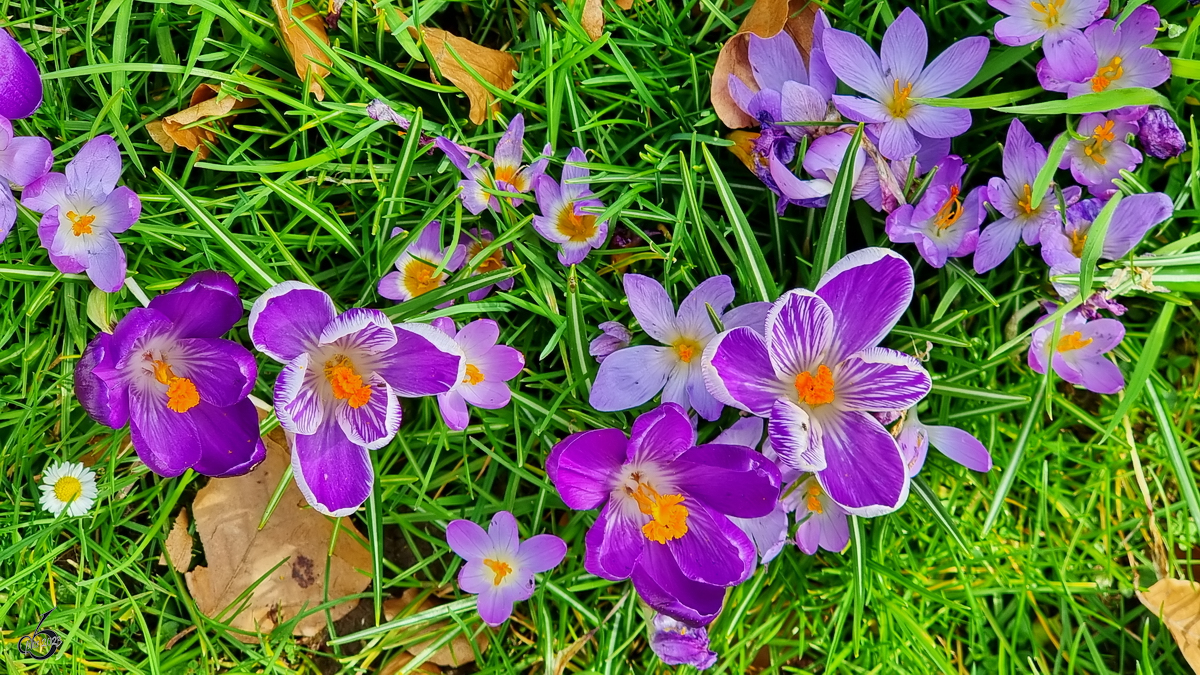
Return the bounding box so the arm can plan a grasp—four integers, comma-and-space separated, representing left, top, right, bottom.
1057, 331, 1094, 353
805, 482, 824, 514
1091, 56, 1124, 93
463, 363, 485, 386
403, 259, 445, 298
324, 355, 372, 408
1030, 0, 1065, 27
153, 360, 200, 413
934, 185, 963, 230
483, 558, 512, 585
68, 210, 95, 236
1084, 120, 1116, 165
889, 80, 914, 118
673, 338, 700, 364
794, 364, 835, 406
631, 483, 690, 544
557, 204, 599, 242
1017, 183, 1036, 215
1069, 228, 1088, 258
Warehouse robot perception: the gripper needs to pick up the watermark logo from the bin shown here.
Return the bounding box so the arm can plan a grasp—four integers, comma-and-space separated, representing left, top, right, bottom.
18, 609, 61, 661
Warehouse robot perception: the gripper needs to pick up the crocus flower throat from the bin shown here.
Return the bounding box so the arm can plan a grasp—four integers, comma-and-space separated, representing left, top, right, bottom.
1031, 0, 1065, 27
622, 469, 690, 544
1092, 56, 1123, 92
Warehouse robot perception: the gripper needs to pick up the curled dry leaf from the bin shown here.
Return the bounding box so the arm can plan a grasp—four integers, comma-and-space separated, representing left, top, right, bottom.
148, 84, 258, 160
271, 0, 333, 100
1138, 578, 1200, 671
711, 0, 819, 128
423, 29, 517, 125
381, 589, 488, 667
379, 653, 441, 675
582, 0, 605, 41
184, 426, 372, 643
158, 508, 193, 573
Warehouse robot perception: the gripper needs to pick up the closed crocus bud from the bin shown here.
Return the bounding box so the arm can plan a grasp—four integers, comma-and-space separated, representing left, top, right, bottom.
1138, 107, 1186, 159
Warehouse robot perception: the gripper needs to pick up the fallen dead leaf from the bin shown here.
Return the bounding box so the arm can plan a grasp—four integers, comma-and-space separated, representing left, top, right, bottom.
1138, 579, 1200, 671
271, 0, 333, 100
381, 589, 488, 667
423, 29, 517, 125
711, 0, 818, 128
158, 508, 193, 573
614, 0, 636, 9
150, 84, 258, 159
582, 0, 605, 41
185, 426, 372, 643
379, 653, 441, 675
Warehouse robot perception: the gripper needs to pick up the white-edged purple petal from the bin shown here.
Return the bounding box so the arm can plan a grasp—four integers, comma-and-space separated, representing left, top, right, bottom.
765, 289, 834, 379
816, 409, 909, 516
703, 326, 787, 416
768, 398, 825, 471
815, 247, 914, 363
832, 347, 931, 412
249, 281, 336, 363
291, 423, 373, 517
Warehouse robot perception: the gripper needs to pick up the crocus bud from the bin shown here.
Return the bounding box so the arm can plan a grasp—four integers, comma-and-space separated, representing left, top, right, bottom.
649, 613, 718, 670
1137, 107, 1186, 159
589, 321, 631, 362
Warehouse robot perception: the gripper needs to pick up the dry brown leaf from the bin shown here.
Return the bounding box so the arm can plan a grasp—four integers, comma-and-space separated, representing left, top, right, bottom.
271, 0, 332, 100
379, 653, 441, 675
711, 0, 818, 128
152, 84, 258, 159
614, 0, 635, 9
381, 589, 488, 667
423, 28, 516, 125
582, 0, 605, 41
1138, 578, 1200, 671
146, 120, 175, 153
158, 508, 193, 573
185, 427, 372, 643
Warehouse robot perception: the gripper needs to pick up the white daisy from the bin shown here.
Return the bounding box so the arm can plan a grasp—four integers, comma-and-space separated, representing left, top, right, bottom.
38, 461, 98, 517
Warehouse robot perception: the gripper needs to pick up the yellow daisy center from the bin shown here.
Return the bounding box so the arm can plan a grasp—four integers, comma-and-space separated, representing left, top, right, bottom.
54, 476, 83, 503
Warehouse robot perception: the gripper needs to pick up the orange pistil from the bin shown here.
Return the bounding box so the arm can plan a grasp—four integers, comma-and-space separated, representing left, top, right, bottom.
794, 364, 835, 406
463, 363, 485, 386
673, 338, 700, 364
482, 558, 512, 586
1029, 0, 1064, 27
1084, 119, 1116, 165
325, 355, 372, 408
631, 484, 690, 544
468, 241, 505, 274
805, 482, 824, 514
153, 360, 200, 413
494, 164, 527, 193
889, 80, 914, 118
67, 211, 95, 236
1091, 56, 1124, 93
934, 185, 963, 230
1057, 331, 1094, 353
403, 259, 444, 298
1017, 183, 1036, 215
1069, 229, 1088, 258
556, 204, 599, 242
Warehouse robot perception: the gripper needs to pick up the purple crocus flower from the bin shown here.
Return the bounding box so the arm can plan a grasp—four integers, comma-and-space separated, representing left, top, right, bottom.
790, 130, 874, 208
365, 99, 435, 146
0, 115, 53, 242
713, 416, 792, 564
704, 248, 931, 516
974, 119, 1081, 274
1041, 193, 1173, 298
989, 0, 1105, 83
791, 476, 849, 555
1137, 107, 1186, 160
461, 228, 515, 301
74, 271, 266, 477
821, 8, 989, 160
431, 317, 524, 432
649, 613, 718, 670
445, 511, 566, 627
1037, 6, 1170, 97
1028, 307, 1125, 394
22, 135, 141, 293
0, 29, 43, 120
590, 274, 770, 421
532, 148, 607, 265
1061, 113, 1141, 197
378, 221, 467, 305
885, 155, 985, 268
546, 403, 782, 626
590, 321, 632, 362
249, 281, 463, 515
896, 407, 992, 477
435, 116, 548, 214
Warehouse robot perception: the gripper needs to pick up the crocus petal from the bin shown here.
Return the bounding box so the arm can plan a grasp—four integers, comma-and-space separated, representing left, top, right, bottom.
275, 354, 326, 435
876, 120, 920, 160
912, 36, 989, 97
1076, 317, 1126, 355
584, 500, 645, 581
730, 505, 789, 564
320, 308, 397, 354
249, 282, 336, 363
291, 423, 373, 517
336, 373, 399, 449
1001, 119, 1045, 186
90, 186, 141, 235
1071, 355, 1125, 394
37, 209, 86, 274
624, 274, 677, 343
173, 337, 257, 406
676, 276, 735, 340
493, 114, 525, 173
769, 155, 834, 204
561, 147, 590, 202
517, 534, 568, 574
547, 428, 627, 509
590, 345, 675, 412
375, 323, 464, 397
129, 382, 202, 477
686, 361, 724, 422
832, 95, 891, 124
880, 8, 928, 87
722, 301, 771, 334
438, 388, 471, 431
712, 415, 764, 448
673, 443, 783, 518
765, 289, 834, 378
821, 27, 888, 100
815, 247, 914, 363
1043, 32, 1098, 84
816, 410, 909, 516
703, 327, 786, 416
21, 171, 68, 214
795, 507, 849, 554
447, 518, 492, 560
832, 347, 931, 412
148, 270, 242, 339
487, 510, 521, 555
925, 424, 992, 472
973, 215, 1024, 274
0, 135, 53, 187
476, 584, 521, 626
0, 30, 43, 119
189, 398, 268, 477
768, 398, 825, 471
906, 106, 972, 140
628, 402, 696, 464
459, 377, 513, 410
748, 32, 808, 91
667, 500, 756, 586
1103, 192, 1172, 259
67, 135, 123, 196
631, 545, 725, 628
84, 233, 127, 293
0, 183, 14, 245
75, 332, 130, 429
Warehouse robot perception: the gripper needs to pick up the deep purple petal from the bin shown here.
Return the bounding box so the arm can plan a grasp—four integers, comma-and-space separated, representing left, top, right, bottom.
814, 247, 914, 363
249, 282, 336, 363
628, 403, 695, 464
173, 337, 257, 406
129, 381, 201, 477
75, 332, 130, 429
148, 270, 242, 339
584, 500, 645, 581
0, 30, 43, 119
667, 500, 756, 586
376, 323, 464, 397
631, 545, 725, 628
188, 398, 268, 477
673, 443, 782, 518
547, 428, 627, 509
816, 410, 909, 516
291, 423, 373, 517
703, 326, 786, 416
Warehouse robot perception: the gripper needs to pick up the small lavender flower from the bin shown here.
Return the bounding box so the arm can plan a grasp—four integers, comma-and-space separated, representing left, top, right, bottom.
546, 403, 782, 627
896, 407, 992, 476
0, 29, 44, 120
23, 135, 142, 292
590, 274, 770, 421
460, 228, 515, 301
704, 248, 931, 516
365, 99, 435, 145
649, 613, 718, 670
821, 8, 988, 160
590, 321, 632, 362
0, 115, 53, 243
989, 0, 1105, 83
1028, 307, 1125, 393
1061, 113, 1141, 197
445, 511, 566, 627
1041, 193, 1173, 298
432, 318, 525, 432
532, 148, 608, 265
378, 221, 466, 305
1080, 291, 1127, 319
74, 271, 266, 477
974, 119, 1081, 274
1137, 107, 1186, 159
250, 282, 463, 515
436, 116, 548, 214
1037, 6, 1170, 97
885, 155, 985, 268
790, 476, 849, 555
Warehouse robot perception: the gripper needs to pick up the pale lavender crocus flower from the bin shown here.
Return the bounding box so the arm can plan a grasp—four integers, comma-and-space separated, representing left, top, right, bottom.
649, 613, 718, 670
591, 274, 770, 421
821, 8, 989, 160
0, 29, 43, 120
896, 407, 992, 477
885, 155, 985, 268
431, 317, 525, 432
446, 511, 566, 627
436, 116, 549, 214
23, 135, 141, 292
1060, 113, 1141, 197
0, 115, 52, 242
460, 228, 515, 301
532, 148, 608, 265
989, 0, 1105, 83
1037, 6, 1170, 98
590, 321, 632, 362
974, 119, 1081, 274
1028, 306, 1125, 394
790, 476, 849, 555
378, 221, 467, 305
1040, 193, 1173, 298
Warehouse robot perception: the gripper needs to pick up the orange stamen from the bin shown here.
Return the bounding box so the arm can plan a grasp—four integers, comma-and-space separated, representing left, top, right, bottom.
482, 558, 512, 585
934, 185, 963, 230
325, 356, 372, 408
463, 363, 485, 385
152, 360, 200, 413
1057, 331, 1094, 353
556, 204, 599, 242
67, 211, 95, 236
631, 484, 689, 544
794, 364, 835, 406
